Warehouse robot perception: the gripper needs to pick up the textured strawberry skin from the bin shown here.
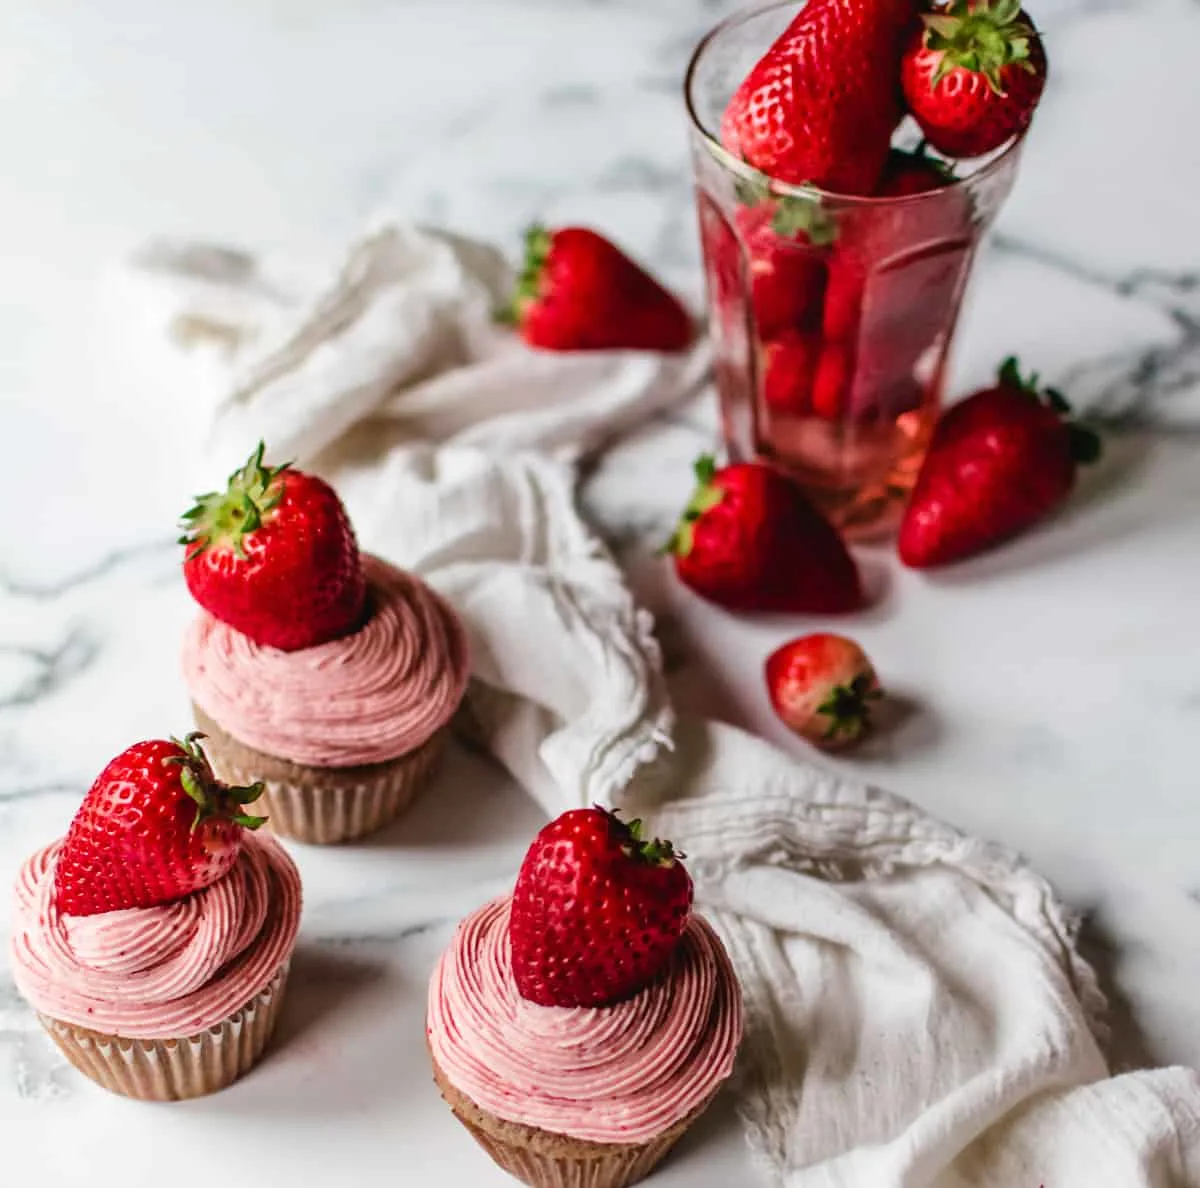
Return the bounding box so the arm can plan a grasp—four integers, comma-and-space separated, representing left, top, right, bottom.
518, 228, 693, 353
900, 12, 1047, 158
674, 462, 862, 613
509, 808, 694, 1008
766, 633, 881, 749
721, 0, 918, 193
53, 740, 247, 917
184, 469, 365, 652
898, 386, 1077, 567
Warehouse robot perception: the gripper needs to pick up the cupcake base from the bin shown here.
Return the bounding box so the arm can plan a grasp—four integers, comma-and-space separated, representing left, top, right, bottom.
431, 1053, 714, 1188
193, 705, 445, 845
39, 962, 289, 1102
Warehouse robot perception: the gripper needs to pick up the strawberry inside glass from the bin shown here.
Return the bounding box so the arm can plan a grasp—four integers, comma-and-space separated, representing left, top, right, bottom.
685, 0, 1028, 536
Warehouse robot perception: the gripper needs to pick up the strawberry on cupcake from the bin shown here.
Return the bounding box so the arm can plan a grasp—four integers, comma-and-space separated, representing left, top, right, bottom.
427, 807, 743, 1188
179, 443, 470, 845
9, 733, 302, 1101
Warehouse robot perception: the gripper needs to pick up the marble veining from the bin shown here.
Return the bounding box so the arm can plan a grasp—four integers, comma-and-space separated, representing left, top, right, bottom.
0, 0, 1198, 1182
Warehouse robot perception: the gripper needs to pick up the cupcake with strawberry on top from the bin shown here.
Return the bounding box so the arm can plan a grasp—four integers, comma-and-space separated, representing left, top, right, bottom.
427, 807, 743, 1188
180, 443, 470, 844
9, 733, 301, 1100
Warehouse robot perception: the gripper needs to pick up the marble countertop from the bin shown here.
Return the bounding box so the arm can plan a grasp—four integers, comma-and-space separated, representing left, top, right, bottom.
2, 0, 1199, 1183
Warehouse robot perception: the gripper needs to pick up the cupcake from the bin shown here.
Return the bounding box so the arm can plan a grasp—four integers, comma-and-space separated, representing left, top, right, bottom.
9, 733, 301, 1101
179, 443, 470, 844
427, 807, 743, 1188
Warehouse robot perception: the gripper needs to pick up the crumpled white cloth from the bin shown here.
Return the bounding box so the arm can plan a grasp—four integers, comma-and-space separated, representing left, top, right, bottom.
105, 221, 1200, 1187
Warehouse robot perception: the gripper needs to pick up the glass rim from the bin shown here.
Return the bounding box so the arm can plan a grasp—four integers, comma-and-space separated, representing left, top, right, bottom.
682, 0, 1027, 209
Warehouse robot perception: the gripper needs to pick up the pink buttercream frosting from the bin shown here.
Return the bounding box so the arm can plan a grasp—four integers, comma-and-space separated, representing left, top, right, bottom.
9, 831, 301, 1040
426, 896, 743, 1145
182, 554, 470, 767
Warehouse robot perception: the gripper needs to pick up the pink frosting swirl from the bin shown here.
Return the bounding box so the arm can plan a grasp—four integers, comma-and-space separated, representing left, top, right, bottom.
9, 832, 301, 1039
182, 554, 470, 767
426, 896, 743, 1144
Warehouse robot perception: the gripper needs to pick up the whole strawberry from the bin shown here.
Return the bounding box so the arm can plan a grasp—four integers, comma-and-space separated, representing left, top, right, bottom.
766, 633, 882, 749
509, 807, 693, 1007
721, 0, 918, 193
502, 225, 693, 353
181, 442, 366, 651
53, 734, 266, 917
900, 0, 1047, 159
898, 358, 1101, 567
665, 455, 862, 613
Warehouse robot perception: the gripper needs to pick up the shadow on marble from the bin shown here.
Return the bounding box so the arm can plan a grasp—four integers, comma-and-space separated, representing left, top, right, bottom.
1073, 911, 1159, 1075
918, 431, 1160, 587
854, 688, 944, 764
356, 737, 546, 854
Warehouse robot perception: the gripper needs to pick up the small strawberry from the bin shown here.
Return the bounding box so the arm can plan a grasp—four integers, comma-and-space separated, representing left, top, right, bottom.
735, 188, 833, 337
898, 357, 1101, 567
762, 330, 818, 414
509, 807, 693, 1007
181, 443, 365, 652
502, 224, 693, 353
766, 633, 882, 749
812, 342, 853, 420
53, 733, 266, 917
900, 0, 1048, 159
721, 0, 919, 193
664, 455, 862, 613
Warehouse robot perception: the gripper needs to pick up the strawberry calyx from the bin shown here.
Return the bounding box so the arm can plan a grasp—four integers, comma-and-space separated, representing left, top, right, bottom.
163, 732, 267, 832
996, 357, 1102, 464
816, 675, 882, 743
735, 175, 837, 246
662, 454, 726, 557
497, 223, 553, 325
179, 442, 289, 561
607, 808, 685, 867
922, 0, 1039, 94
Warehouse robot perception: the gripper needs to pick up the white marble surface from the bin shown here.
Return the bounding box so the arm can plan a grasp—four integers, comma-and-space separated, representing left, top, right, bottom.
2, 0, 1199, 1183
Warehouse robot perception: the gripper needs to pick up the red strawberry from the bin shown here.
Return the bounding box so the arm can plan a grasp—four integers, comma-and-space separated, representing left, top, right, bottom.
900, 0, 1047, 159
875, 146, 956, 197
766, 633, 882, 749
812, 342, 853, 420
509, 807, 693, 1007
721, 0, 918, 194
53, 734, 266, 917
822, 251, 866, 343
181, 443, 366, 652
762, 330, 818, 414
898, 357, 1101, 567
735, 189, 832, 337
665, 455, 862, 613
503, 224, 693, 352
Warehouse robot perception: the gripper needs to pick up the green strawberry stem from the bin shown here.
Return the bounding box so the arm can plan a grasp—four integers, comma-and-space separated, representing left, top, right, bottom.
179, 442, 290, 561
662, 454, 725, 557
734, 173, 837, 246
496, 223, 552, 325
165, 732, 267, 833
607, 808, 684, 866
996, 357, 1102, 465
923, 0, 1040, 95
817, 676, 882, 742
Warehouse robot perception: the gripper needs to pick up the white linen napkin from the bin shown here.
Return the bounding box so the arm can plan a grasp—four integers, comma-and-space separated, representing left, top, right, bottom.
103, 221, 1200, 1188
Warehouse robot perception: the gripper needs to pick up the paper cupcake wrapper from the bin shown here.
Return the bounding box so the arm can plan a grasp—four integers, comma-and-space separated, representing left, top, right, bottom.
432, 1053, 712, 1188
39, 962, 289, 1102
458, 1117, 692, 1188
194, 704, 446, 844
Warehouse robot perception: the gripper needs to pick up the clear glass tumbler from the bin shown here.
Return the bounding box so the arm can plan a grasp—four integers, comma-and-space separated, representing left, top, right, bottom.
685, 1, 1025, 536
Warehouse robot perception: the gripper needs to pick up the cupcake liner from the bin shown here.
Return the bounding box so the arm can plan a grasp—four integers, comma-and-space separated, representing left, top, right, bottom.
431, 1052, 713, 1188
193, 704, 446, 844
39, 962, 289, 1102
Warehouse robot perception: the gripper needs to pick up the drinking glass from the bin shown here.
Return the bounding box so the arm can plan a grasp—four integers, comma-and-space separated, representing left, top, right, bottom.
685, 0, 1025, 536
